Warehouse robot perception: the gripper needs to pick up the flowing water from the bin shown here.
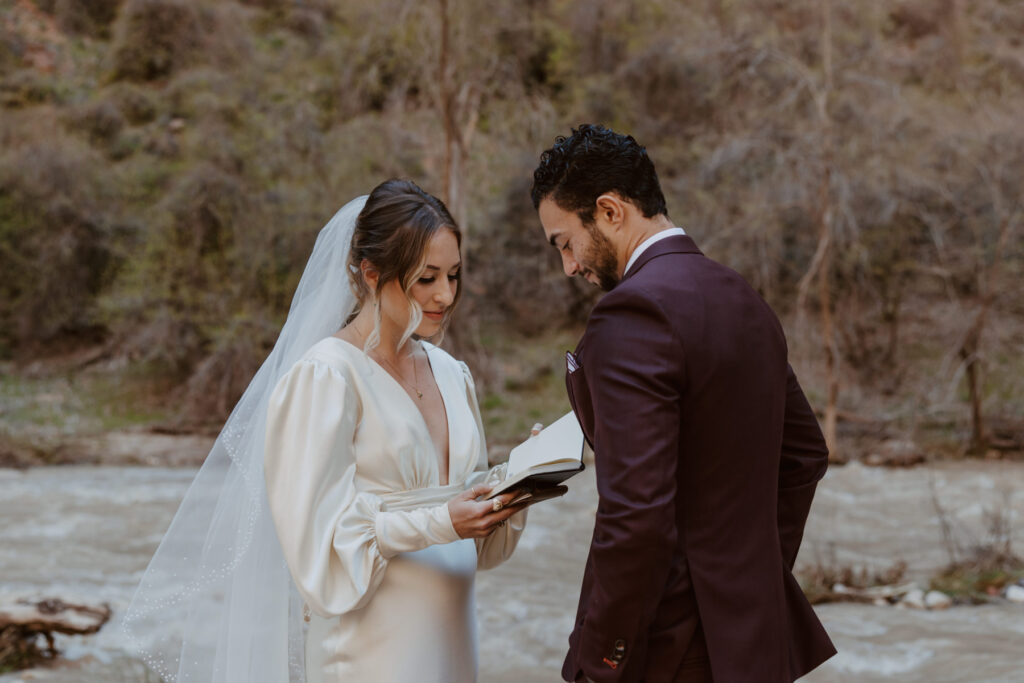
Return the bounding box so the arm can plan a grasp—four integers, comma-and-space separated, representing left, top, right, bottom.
2, 459, 1023, 682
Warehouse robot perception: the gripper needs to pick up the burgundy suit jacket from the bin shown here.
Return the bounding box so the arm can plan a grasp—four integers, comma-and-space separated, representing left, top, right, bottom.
562, 235, 835, 682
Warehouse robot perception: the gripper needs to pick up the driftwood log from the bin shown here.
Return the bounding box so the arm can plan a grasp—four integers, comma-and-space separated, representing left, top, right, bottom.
0, 598, 111, 671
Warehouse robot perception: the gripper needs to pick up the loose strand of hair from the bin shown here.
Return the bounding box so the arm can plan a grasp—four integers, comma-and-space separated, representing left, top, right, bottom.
399, 300, 423, 351
398, 250, 428, 350
363, 293, 383, 356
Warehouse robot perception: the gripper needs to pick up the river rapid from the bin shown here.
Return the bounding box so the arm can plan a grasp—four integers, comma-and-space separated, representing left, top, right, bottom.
2, 460, 1023, 682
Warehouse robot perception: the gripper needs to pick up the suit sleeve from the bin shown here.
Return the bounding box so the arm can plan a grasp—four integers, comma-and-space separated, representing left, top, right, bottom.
777, 365, 829, 569
575, 288, 681, 683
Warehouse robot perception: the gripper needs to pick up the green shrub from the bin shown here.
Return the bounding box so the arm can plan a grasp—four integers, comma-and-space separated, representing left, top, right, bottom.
69, 98, 126, 147
619, 43, 718, 139
110, 164, 256, 371
53, 0, 124, 38
235, 0, 288, 9
0, 25, 25, 75
180, 313, 278, 424
106, 82, 158, 124
107, 0, 250, 82
163, 67, 236, 122
0, 70, 59, 108
470, 178, 596, 335
108, 0, 203, 82
0, 141, 117, 354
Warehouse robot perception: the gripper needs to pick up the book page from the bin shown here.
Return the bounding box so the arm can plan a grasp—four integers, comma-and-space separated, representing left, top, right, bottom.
507, 411, 584, 477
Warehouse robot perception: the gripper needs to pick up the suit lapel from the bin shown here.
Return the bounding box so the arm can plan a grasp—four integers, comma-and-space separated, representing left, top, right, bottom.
565, 236, 702, 449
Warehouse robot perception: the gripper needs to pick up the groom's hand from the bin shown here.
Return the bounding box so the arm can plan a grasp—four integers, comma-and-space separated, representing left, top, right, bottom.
448, 484, 524, 539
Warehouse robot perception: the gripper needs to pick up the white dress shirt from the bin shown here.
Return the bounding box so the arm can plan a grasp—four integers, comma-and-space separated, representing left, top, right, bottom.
624, 227, 687, 276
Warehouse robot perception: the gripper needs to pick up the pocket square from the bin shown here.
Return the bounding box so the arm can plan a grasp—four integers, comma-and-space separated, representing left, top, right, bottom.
566, 350, 580, 374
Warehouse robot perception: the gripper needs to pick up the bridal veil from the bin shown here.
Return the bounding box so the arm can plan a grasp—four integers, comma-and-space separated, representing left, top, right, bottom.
122, 196, 368, 682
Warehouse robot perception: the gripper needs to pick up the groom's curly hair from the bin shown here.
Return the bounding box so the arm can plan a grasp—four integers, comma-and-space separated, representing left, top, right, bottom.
531, 124, 668, 224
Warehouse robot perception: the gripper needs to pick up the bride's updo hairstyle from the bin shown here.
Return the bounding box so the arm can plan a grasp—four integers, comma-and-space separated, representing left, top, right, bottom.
348, 179, 462, 350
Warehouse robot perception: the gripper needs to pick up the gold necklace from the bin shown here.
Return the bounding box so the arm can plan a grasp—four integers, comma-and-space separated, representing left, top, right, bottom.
376, 349, 424, 399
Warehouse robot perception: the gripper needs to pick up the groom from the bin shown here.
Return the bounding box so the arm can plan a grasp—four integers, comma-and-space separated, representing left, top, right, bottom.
531, 125, 836, 683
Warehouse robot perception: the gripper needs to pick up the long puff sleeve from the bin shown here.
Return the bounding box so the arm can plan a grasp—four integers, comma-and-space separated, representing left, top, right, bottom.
458, 361, 527, 570
264, 359, 460, 617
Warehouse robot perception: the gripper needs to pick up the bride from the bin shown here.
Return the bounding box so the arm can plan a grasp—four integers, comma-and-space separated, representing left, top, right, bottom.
123, 179, 527, 682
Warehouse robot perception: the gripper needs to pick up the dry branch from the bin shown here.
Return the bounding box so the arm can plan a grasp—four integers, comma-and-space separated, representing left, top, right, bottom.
0, 598, 111, 672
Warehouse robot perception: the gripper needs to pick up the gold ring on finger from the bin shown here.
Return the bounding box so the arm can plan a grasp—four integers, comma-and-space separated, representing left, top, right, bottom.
492, 498, 503, 513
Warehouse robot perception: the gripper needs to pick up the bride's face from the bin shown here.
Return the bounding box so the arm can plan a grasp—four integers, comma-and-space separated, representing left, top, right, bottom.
378, 228, 461, 339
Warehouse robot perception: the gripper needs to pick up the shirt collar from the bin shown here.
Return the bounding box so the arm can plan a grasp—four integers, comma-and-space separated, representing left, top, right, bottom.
623, 227, 687, 276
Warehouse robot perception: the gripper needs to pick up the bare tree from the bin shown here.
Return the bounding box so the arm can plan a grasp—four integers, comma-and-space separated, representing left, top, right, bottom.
794, 0, 840, 459
422, 0, 518, 264
907, 127, 1022, 453
950, 170, 1020, 453
435, 0, 478, 234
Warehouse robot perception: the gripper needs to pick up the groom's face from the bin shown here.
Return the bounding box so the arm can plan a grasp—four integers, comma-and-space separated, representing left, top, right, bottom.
538, 198, 620, 291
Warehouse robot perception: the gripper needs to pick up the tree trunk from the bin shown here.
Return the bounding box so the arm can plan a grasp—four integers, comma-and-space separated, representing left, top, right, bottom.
794, 0, 840, 460
818, 226, 839, 459
953, 212, 1015, 454
883, 287, 901, 368
817, 0, 839, 460
436, 0, 475, 259
961, 342, 985, 454
439, 0, 455, 212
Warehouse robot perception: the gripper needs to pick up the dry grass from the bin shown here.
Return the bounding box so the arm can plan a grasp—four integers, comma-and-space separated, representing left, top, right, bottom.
929, 482, 1024, 602
929, 555, 1024, 604
798, 543, 908, 605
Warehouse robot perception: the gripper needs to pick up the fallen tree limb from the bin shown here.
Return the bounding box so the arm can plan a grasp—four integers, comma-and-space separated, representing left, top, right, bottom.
0, 598, 111, 672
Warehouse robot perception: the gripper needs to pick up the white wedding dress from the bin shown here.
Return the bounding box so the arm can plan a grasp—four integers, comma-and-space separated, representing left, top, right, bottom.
264, 336, 525, 682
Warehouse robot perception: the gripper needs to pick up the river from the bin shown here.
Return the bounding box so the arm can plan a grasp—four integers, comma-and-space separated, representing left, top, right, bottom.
2, 460, 1023, 681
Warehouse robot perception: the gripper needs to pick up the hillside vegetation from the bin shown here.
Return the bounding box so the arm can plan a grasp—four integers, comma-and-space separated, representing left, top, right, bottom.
1, 0, 1021, 457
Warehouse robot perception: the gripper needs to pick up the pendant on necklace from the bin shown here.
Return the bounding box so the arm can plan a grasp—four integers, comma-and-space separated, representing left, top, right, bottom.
416, 390, 424, 399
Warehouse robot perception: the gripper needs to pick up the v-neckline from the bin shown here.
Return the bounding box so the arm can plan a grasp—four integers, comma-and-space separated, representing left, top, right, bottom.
328, 336, 454, 485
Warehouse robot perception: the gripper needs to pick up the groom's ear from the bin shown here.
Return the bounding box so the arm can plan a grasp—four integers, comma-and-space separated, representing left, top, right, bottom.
594, 193, 626, 232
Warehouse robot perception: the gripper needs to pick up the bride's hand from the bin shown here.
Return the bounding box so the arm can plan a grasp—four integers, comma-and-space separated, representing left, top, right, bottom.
448, 484, 523, 539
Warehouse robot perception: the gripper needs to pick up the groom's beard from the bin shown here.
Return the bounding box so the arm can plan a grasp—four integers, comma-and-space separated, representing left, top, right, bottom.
582, 222, 620, 292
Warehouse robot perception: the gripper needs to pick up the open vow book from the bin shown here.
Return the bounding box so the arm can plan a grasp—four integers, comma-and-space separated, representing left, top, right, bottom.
485, 412, 585, 506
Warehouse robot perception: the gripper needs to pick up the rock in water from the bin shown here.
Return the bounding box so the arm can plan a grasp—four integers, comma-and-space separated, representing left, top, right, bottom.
925, 590, 952, 609
1005, 585, 1024, 603
900, 588, 927, 609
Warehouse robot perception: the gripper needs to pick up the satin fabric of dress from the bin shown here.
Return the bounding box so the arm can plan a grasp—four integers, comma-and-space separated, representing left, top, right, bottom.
264, 338, 525, 682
